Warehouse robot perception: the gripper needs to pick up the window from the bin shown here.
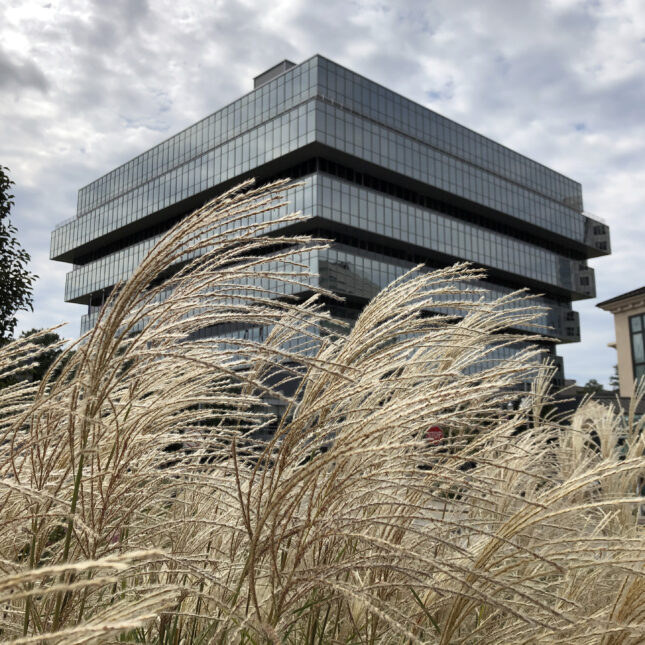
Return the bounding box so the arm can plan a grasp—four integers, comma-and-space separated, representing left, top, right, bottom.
629, 313, 645, 382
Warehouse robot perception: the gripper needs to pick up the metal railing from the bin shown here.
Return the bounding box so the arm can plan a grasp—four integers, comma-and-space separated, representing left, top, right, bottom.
583, 210, 608, 225
53, 214, 77, 230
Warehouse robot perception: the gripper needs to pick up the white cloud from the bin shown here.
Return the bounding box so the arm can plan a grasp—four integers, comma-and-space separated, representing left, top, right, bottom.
2, 0, 643, 387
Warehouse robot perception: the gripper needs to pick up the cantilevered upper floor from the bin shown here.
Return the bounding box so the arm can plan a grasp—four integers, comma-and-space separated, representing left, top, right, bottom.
51, 55, 610, 266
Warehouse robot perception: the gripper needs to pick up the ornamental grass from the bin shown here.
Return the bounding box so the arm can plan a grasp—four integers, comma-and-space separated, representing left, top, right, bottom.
0, 180, 643, 644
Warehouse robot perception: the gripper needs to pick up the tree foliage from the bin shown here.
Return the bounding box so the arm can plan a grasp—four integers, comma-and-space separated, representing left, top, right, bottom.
582, 377, 603, 394
19, 328, 66, 381
610, 364, 620, 392
0, 328, 68, 389
0, 165, 37, 341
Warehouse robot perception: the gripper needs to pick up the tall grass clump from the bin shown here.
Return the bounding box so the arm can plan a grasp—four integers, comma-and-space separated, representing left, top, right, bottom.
0, 179, 643, 644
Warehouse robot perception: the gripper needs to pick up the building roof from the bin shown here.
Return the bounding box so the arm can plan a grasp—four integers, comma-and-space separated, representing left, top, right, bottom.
597, 286, 645, 310
552, 383, 645, 417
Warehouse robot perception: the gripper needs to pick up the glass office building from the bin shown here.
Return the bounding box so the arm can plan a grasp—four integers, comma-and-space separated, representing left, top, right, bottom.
50, 56, 611, 384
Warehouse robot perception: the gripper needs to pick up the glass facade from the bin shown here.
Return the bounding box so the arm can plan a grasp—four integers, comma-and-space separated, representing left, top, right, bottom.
315, 100, 585, 241
314, 174, 590, 296
316, 243, 577, 339
51, 100, 318, 259
63, 173, 592, 305
51, 55, 610, 381
315, 58, 582, 210
51, 56, 604, 261
64, 179, 317, 302
208, 326, 543, 378
71, 239, 576, 342
62, 55, 582, 224
77, 60, 319, 216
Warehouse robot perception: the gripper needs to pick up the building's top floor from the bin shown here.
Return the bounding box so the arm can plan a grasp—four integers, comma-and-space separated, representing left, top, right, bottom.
74, 55, 583, 219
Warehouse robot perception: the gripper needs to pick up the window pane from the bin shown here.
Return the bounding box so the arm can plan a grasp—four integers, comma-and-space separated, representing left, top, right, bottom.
630, 315, 642, 332
633, 332, 644, 363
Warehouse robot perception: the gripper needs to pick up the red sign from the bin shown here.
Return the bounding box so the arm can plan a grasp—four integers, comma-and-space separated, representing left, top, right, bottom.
426, 425, 443, 445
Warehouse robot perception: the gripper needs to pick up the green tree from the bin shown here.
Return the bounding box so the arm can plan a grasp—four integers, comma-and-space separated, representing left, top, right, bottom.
609, 364, 620, 392
0, 166, 37, 341
18, 328, 66, 382
581, 378, 603, 394
0, 328, 69, 388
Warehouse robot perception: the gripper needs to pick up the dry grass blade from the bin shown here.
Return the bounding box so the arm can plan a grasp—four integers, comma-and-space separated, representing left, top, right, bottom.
0, 178, 643, 643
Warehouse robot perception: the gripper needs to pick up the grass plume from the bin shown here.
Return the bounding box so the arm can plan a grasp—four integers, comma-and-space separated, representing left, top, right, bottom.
0, 179, 643, 643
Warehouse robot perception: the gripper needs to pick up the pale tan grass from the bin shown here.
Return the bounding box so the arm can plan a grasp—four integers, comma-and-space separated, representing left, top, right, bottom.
0, 179, 643, 643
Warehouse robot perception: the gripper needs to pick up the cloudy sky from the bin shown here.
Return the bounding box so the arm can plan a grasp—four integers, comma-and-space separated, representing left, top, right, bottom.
1, 0, 643, 386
